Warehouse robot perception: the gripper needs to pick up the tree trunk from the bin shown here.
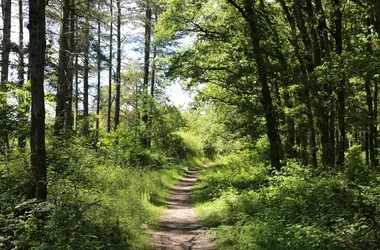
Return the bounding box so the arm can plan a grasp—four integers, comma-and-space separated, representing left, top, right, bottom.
65, 0, 75, 129
243, 0, 283, 170
29, 0, 47, 200
54, 0, 71, 135
74, 54, 79, 130
151, 43, 156, 97
142, 0, 152, 147
0, 0, 11, 153
18, 0, 27, 149
83, 4, 90, 135
107, 0, 113, 133
279, 0, 317, 167
96, 7, 101, 142
114, 0, 121, 130
334, 0, 345, 166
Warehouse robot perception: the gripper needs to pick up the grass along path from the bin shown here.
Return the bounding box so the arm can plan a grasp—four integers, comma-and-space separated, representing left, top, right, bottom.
149, 168, 216, 250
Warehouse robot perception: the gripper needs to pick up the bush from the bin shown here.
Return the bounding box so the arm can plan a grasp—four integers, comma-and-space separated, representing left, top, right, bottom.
194, 153, 380, 250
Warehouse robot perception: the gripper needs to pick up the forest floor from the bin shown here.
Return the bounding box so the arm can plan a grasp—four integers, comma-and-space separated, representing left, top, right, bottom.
149, 168, 216, 250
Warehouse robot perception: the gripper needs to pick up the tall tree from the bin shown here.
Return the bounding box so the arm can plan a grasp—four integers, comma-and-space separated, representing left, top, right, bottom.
29, 0, 47, 200
114, 0, 121, 130
107, 0, 113, 133
18, 0, 27, 148
83, 2, 90, 135
0, 0, 11, 152
226, 0, 283, 170
142, 0, 152, 147
65, 0, 76, 129
54, 0, 71, 135
96, 4, 101, 142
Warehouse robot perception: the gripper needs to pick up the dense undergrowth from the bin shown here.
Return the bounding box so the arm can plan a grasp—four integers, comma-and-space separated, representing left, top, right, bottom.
0, 125, 204, 250
194, 148, 380, 250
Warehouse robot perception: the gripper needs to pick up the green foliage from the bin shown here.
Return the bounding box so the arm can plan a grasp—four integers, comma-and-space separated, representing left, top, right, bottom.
194, 152, 380, 250
0, 124, 194, 249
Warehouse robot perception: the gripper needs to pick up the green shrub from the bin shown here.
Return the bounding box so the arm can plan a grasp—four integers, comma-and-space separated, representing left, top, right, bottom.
194, 153, 380, 250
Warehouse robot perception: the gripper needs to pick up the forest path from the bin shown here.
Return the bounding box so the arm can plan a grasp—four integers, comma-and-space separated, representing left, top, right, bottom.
149, 169, 216, 250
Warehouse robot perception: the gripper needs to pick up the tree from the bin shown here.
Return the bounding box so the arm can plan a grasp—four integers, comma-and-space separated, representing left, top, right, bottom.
225, 0, 283, 170
29, 0, 47, 200
114, 0, 121, 130
18, 0, 28, 149
0, 0, 12, 153
54, 0, 71, 135
107, 0, 113, 133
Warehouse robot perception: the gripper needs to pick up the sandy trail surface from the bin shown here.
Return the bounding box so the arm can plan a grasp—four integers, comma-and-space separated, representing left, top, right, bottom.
149, 169, 216, 250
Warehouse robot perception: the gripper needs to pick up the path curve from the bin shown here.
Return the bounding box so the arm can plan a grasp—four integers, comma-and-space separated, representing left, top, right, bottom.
149, 169, 216, 250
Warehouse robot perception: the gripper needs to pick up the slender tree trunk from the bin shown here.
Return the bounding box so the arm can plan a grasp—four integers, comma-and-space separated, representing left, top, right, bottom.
334, 0, 345, 166
107, 0, 113, 133
365, 131, 370, 165
74, 54, 79, 130
96, 8, 101, 142
65, 0, 75, 129
18, 0, 27, 149
280, 0, 317, 167
374, 79, 378, 163
151, 43, 156, 97
54, 0, 71, 135
114, 0, 121, 130
142, 0, 152, 147
83, 4, 90, 135
0, 0, 11, 153
366, 75, 376, 165
29, 0, 47, 200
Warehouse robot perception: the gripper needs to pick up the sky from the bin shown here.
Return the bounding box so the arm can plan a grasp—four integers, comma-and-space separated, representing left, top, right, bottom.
6, 1, 194, 112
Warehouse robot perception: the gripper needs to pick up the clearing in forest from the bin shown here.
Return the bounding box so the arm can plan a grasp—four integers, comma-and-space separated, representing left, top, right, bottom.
149, 169, 216, 250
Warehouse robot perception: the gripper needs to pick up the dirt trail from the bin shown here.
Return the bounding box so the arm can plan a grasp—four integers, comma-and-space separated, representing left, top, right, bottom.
149, 169, 216, 250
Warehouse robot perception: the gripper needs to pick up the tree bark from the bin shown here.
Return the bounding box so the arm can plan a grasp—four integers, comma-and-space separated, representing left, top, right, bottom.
280, 0, 317, 167
96, 6, 101, 142
83, 3, 90, 135
107, 0, 113, 133
142, 0, 152, 147
0, 0, 11, 153
226, 0, 283, 170
29, 0, 47, 200
18, 0, 27, 149
74, 54, 79, 130
114, 0, 121, 130
54, 0, 71, 135
65, 0, 75, 129
334, 0, 345, 166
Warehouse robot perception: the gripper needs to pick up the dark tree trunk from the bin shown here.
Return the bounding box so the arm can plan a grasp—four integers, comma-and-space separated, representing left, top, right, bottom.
374, 0, 380, 37
227, 0, 283, 170
334, 0, 345, 166
142, 0, 152, 147
0, 0, 11, 153
18, 0, 27, 149
107, 0, 113, 133
280, 0, 317, 167
29, 0, 47, 200
83, 5, 90, 135
96, 10, 101, 142
65, 0, 75, 129
74, 54, 79, 130
374, 79, 378, 162
54, 0, 71, 135
151, 43, 156, 97
114, 0, 121, 130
